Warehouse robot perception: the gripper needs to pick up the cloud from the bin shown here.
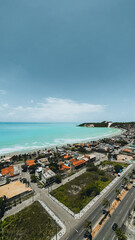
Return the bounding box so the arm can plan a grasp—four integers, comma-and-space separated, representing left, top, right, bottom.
0, 97, 105, 122
0, 89, 7, 95
2, 103, 9, 108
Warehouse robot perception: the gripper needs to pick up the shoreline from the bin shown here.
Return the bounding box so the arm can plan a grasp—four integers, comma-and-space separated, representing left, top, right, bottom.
0, 127, 122, 158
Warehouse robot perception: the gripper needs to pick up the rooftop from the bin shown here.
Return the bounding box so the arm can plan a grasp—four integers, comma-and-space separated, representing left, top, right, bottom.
26, 160, 35, 167
42, 168, 56, 179
1, 166, 14, 177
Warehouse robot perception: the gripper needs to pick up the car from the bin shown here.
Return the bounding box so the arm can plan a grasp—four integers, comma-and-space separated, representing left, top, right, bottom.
112, 223, 118, 231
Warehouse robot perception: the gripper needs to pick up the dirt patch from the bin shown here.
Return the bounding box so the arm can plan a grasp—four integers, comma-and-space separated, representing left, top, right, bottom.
68, 185, 82, 195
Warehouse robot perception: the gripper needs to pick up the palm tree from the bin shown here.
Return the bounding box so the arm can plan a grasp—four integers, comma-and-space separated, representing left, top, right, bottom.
84, 220, 92, 240
115, 188, 120, 200
102, 198, 110, 213
85, 220, 92, 233
123, 177, 129, 190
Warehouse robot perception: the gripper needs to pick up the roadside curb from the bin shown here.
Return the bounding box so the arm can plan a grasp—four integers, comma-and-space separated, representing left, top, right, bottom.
38, 200, 66, 240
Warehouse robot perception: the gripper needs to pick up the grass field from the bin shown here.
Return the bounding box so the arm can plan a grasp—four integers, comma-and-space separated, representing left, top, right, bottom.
101, 161, 128, 167
0, 201, 60, 240
51, 168, 114, 213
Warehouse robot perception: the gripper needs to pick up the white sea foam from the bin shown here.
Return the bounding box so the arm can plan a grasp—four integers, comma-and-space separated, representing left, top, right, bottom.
0, 144, 45, 155
0, 125, 121, 155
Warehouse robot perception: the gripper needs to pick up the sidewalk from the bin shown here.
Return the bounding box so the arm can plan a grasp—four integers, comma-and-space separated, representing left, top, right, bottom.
2, 193, 40, 220
51, 167, 86, 191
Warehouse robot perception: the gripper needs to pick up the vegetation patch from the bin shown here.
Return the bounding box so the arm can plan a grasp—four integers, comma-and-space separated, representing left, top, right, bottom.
0, 201, 60, 240
101, 161, 128, 168
51, 164, 114, 213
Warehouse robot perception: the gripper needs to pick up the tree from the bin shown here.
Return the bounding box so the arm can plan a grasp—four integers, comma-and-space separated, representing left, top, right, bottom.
84, 220, 92, 240
87, 163, 98, 172
115, 188, 120, 200
85, 220, 92, 233
123, 177, 129, 189
0, 196, 7, 219
108, 153, 112, 161
128, 172, 133, 179
102, 198, 110, 212
55, 174, 62, 184
21, 164, 27, 172
49, 163, 59, 173
31, 174, 37, 183
29, 165, 36, 174
114, 164, 123, 173
6, 176, 10, 184
115, 227, 127, 240
101, 176, 108, 182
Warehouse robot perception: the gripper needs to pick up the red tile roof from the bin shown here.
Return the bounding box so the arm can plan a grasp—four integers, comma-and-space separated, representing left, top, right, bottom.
72, 160, 86, 167
64, 155, 71, 159
26, 160, 35, 167
123, 148, 131, 153
1, 166, 14, 177
58, 163, 70, 171
69, 158, 76, 162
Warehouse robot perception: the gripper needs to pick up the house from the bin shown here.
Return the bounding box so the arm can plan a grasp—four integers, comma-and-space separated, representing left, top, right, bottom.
69, 159, 86, 169
58, 162, 70, 171
37, 158, 49, 167
63, 154, 71, 160
26, 160, 35, 167
41, 168, 56, 186
123, 148, 131, 153
1, 165, 20, 181
72, 160, 86, 169
35, 167, 43, 179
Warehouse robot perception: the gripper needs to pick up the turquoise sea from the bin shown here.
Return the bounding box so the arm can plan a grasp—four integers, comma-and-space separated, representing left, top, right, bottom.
0, 123, 121, 155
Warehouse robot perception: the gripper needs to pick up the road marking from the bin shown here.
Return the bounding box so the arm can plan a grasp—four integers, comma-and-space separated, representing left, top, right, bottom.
119, 208, 123, 214
74, 228, 78, 232
112, 235, 116, 240
78, 228, 85, 236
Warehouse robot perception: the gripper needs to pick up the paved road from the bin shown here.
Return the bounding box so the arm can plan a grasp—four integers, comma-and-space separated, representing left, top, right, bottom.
5, 162, 134, 240
65, 180, 123, 240
66, 164, 135, 240
94, 186, 135, 240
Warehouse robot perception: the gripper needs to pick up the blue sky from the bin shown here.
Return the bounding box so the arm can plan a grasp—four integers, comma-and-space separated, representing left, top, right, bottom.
0, 0, 135, 122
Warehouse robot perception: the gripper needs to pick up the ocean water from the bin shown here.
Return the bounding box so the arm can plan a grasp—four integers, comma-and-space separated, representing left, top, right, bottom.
0, 123, 121, 155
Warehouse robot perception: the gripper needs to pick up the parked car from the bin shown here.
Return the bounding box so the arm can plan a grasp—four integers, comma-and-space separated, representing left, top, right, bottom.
112, 223, 118, 231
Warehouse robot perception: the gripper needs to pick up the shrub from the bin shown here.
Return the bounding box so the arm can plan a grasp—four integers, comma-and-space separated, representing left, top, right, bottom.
31, 175, 37, 183
114, 165, 123, 173
87, 163, 98, 172
98, 170, 105, 176
101, 176, 108, 182
55, 175, 62, 184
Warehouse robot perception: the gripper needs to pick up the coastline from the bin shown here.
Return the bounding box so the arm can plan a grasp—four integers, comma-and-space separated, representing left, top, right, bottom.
0, 127, 122, 158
